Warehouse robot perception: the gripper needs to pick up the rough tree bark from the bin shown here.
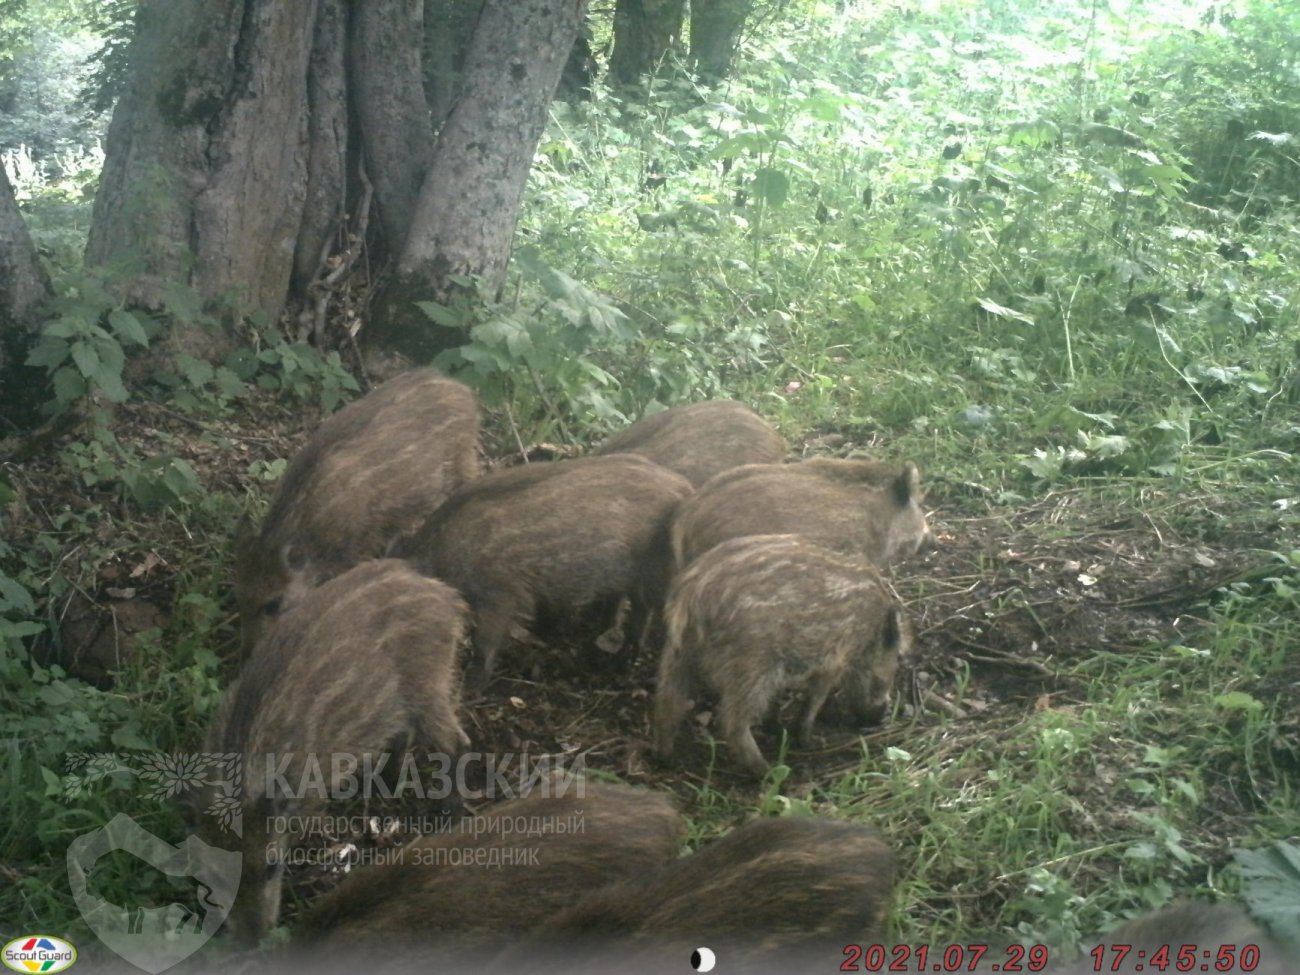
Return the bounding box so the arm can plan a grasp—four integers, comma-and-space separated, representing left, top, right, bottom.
85, 0, 318, 355
85, 0, 585, 367
608, 0, 685, 88
0, 165, 50, 333
351, 0, 435, 253
690, 0, 755, 82
292, 0, 349, 293
0, 163, 53, 423
376, 0, 587, 360
424, 0, 485, 127
426, 1, 594, 119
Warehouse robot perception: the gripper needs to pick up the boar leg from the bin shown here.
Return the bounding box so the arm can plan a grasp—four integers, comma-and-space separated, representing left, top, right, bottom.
798, 670, 839, 744
718, 693, 771, 778
652, 664, 694, 760
465, 587, 524, 689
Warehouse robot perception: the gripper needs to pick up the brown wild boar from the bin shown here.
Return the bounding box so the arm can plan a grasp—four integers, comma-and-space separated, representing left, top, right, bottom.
593, 400, 785, 487
1049, 902, 1293, 975
670, 458, 934, 571
494, 815, 895, 974
292, 782, 686, 966
233, 368, 479, 656
200, 559, 470, 946
654, 535, 909, 777
394, 454, 693, 686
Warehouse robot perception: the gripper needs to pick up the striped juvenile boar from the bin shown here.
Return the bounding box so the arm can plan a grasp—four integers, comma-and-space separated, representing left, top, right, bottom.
200, 559, 469, 945
395, 454, 693, 686
593, 400, 785, 487
233, 368, 479, 656
293, 782, 685, 966
496, 815, 895, 974
654, 535, 909, 777
671, 458, 933, 571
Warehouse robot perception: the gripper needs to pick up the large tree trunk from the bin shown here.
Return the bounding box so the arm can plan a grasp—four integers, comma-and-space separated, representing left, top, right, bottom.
292, 0, 349, 293
379, 0, 585, 360
0, 165, 50, 332
85, 0, 318, 355
608, 0, 685, 88
85, 0, 581, 368
351, 0, 434, 254
689, 0, 754, 83
0, 163, 53, 426
424, 0, 485, 127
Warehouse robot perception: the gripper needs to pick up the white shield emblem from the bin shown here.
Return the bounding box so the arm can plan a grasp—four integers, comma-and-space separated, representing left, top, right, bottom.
66, 814, 240, 974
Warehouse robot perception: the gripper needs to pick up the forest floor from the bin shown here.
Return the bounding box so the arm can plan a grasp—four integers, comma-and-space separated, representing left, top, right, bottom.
9, 391, 1297, 942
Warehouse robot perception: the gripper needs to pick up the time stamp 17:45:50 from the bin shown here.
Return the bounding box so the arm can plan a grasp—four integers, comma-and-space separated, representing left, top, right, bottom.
840, 942, 1264, 972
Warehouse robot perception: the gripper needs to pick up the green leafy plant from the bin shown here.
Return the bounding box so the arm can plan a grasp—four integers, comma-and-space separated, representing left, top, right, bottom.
425, 248, 637, 440
24, 270, 155, 411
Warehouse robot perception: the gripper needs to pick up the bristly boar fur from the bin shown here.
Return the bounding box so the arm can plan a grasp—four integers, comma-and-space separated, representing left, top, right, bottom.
233, 368, 480, 656
593, 400, 785, 487
394, 454, 693, 686
670, 458, 934, 572
494, 815, 895, 975
201, 560, 470, 946
654, 535, 909, 777
292, 782, 686, 967
1048, 902, 1293, 975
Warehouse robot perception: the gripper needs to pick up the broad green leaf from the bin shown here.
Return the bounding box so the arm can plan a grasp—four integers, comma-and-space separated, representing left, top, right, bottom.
93, 363, 129, 403
1233, 842, 1300, 954
0, 619, 44, 639
0, 575, 36, 614
177, 353, 215, 387
26, 337, 71, 370
417, 301, 465, 329
754, 168, 790, 206
70, 340, 100, 378
95, 335, 125, 375
41, 317, 84, 340
52, 367, 86, 404
108, 309, 149, 346
215, 367, 246, 399
163, 458, 200, 497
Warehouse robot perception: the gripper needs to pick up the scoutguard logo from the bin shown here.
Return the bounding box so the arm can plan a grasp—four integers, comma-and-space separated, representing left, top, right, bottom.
1, 936, 77, 973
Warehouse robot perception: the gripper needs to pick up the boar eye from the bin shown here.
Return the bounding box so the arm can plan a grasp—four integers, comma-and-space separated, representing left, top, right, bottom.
259, 598, 282, 618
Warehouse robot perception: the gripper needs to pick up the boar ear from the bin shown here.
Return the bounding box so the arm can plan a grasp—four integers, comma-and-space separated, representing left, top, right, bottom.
890, 463, 922, 506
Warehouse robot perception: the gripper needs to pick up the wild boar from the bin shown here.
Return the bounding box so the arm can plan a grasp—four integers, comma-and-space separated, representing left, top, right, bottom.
670, 458, 934, 571
654, 535, 909, 777
233, 368, 480, 656
292, 782, 686, 966
495, 815, 895, 974
1050, 902, 1292, 975
593, 400, 785, 487
394, 454, 693, 686
199, 559, 470, 946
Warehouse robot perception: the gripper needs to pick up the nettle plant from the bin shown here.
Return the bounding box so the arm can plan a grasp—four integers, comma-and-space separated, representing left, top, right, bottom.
24, 269, 157, 411
421, 249, 640, 441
